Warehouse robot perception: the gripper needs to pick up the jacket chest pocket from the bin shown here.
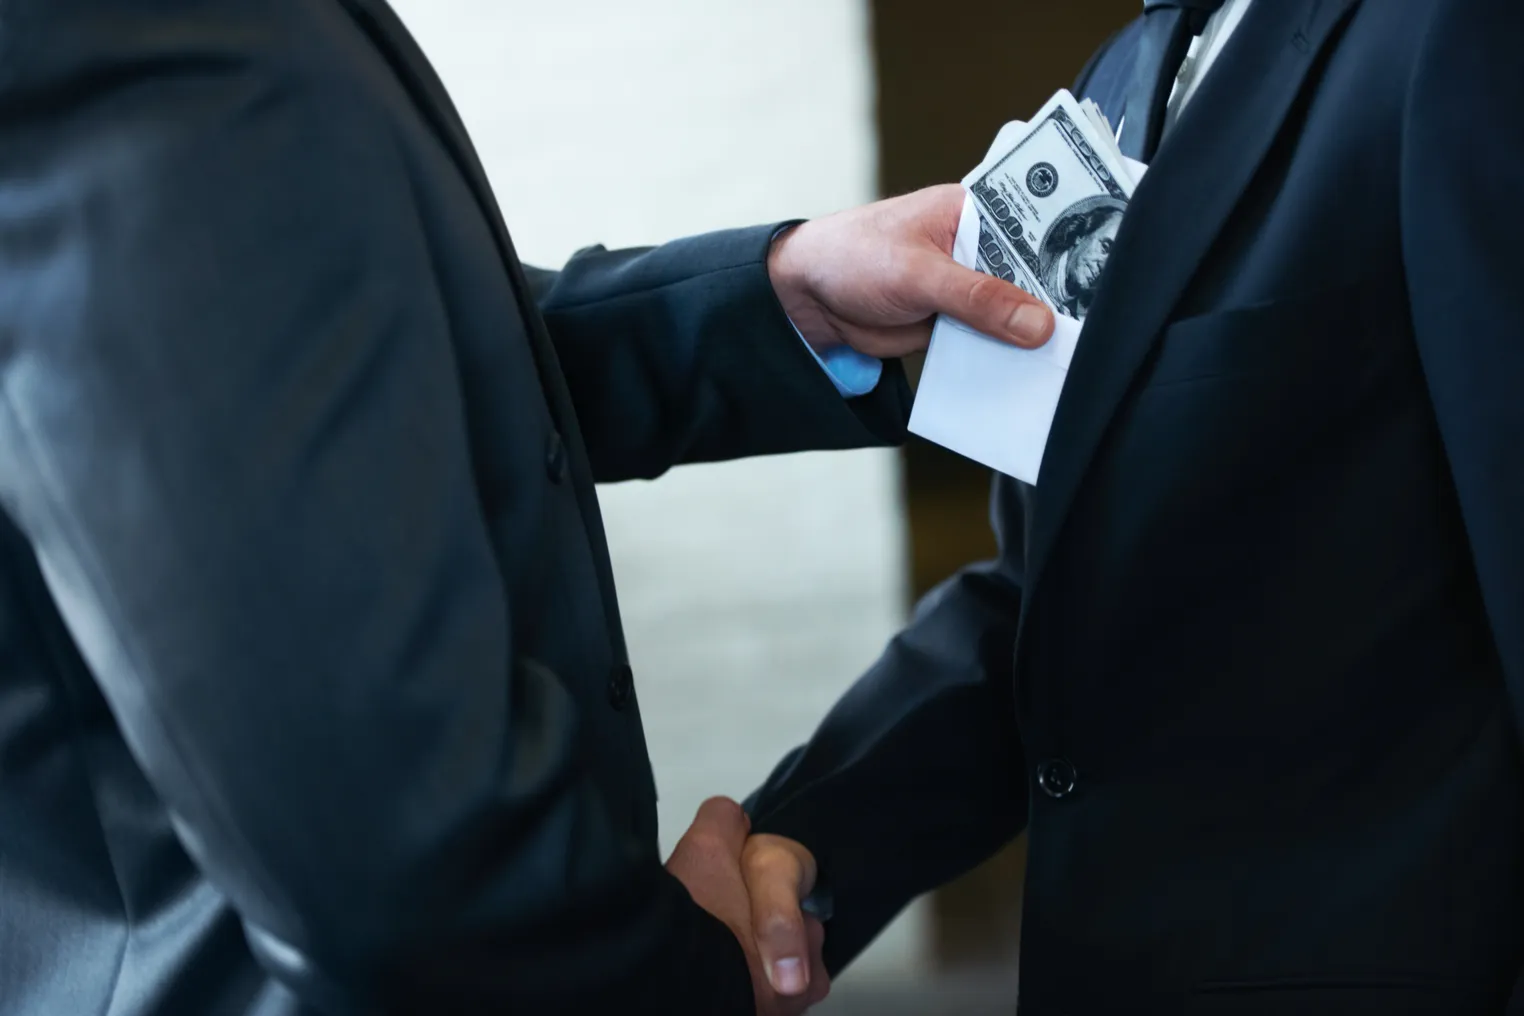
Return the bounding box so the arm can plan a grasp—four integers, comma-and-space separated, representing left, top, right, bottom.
1141, 281, 1389, 390
1113, 281, 1418, 474
1076, 280, 1427, 525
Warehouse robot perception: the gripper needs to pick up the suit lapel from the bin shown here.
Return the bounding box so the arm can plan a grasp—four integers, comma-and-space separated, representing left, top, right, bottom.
1023, 0, 1361, 595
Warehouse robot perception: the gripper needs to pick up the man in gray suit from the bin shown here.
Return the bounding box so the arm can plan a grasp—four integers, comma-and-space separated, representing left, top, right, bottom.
0, 2, 1051, 1015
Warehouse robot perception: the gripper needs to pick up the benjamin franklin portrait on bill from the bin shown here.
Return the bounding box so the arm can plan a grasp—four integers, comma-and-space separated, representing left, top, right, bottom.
1037, 195, 1126, 319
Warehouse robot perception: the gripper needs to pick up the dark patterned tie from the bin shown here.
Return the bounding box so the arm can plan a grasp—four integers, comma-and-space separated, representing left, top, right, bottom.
1117, 0, 1228, 162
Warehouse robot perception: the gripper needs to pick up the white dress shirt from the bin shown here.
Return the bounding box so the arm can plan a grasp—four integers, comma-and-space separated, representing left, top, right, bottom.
1163, 0, 1254, 134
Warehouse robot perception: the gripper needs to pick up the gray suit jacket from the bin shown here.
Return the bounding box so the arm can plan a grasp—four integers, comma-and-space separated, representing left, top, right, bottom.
0, 1, 909, 1013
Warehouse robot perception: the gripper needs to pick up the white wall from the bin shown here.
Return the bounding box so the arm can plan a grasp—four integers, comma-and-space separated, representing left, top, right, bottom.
389, 0, 926, 981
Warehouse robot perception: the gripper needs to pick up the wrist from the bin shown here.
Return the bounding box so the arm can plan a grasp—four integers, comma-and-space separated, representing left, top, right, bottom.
767, 223, 836, 355
766, 223, 810, 305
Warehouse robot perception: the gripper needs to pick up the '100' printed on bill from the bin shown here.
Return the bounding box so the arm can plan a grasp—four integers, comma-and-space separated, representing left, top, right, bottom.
967, 95, 1134, 322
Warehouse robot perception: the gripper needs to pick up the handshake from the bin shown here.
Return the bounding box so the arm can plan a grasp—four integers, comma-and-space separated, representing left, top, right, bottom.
644, 181, 1076, 1016
666, 799, 829, 1015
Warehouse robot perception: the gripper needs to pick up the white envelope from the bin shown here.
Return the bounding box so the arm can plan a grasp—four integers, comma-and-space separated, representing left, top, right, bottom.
908, 122, 1146, 485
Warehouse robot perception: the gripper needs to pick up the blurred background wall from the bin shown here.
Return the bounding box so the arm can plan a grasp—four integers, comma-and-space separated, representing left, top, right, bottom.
389, 1, 1134, 1010
387, 0, 928, 988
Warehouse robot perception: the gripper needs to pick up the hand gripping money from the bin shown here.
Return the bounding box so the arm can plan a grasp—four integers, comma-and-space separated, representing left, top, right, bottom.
965, 90, 1140, 321
909, 90, 1147, 484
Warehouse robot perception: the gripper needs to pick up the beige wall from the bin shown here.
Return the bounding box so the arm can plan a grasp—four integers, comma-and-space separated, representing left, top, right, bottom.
389, 0, 925, 981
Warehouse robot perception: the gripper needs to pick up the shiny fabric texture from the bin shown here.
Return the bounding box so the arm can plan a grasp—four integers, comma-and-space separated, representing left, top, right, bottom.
750, 0, 1524, 1012
0, 1, 910, 1013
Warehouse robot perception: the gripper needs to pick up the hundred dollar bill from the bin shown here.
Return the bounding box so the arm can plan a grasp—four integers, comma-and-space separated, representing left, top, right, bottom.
1078, 99, 1140, 189
973, 215, 1038, 296
908, 91, 1148, 486
966, 89, 1135, 320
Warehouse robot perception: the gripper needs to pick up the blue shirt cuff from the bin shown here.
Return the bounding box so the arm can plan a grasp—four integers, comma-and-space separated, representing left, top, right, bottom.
790, 320, 883, 398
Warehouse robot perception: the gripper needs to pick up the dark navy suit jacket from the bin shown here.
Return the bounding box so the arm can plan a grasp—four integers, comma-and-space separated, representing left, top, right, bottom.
751, 0, 1524, 1011
0, 1, 909, 1013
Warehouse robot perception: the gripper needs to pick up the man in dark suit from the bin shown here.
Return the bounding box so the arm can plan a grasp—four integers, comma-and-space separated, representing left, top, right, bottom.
740, 0, 1524, 1011
0, 2, 1054, 1015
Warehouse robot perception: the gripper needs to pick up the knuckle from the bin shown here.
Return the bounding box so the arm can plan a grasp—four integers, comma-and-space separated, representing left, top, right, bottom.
694, 796, 747, 832
698, 795, 743, 820
743, 846, 793, 881
687, 829, 723, 852
965, 272, 1004, 308
929, 183, 963, 215
683, 831, 733, 866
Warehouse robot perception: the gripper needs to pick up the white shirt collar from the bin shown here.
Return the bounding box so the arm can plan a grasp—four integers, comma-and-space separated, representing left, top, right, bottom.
1163, 0, 1255, 135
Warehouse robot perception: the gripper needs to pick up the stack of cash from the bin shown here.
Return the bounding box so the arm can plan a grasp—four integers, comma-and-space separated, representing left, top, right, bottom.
907, 90, 1148, 486
954, 88, 1144, 324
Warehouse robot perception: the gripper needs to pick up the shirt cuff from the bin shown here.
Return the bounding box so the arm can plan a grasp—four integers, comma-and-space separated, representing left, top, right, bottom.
791, 320, 884, 398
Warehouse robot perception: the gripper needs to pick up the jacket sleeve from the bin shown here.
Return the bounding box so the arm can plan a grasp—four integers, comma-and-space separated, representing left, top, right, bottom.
0, 28, 752, 1016
1400, 0, 1524, 1008
745, 478, 1031, 972
521, 234, 912, 483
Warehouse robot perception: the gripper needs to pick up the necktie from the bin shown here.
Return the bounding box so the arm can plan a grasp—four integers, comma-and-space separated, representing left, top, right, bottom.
1117, 0, 1227, 162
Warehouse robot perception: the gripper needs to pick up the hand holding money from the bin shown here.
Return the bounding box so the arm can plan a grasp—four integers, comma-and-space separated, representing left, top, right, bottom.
909, 89, 1147, 484
960, 89, 1142, 322
768, 184, 1055, 360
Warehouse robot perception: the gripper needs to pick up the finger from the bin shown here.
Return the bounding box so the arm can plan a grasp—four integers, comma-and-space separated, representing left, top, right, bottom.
916, 252, 1054, 347
743, 840, 815, 997
676, 796, 750, 862
835, 318, 933, 360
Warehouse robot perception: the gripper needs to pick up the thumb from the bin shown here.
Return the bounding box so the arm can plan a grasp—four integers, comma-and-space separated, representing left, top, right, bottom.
742, 835, 818, 997
916, 251, 1054, 348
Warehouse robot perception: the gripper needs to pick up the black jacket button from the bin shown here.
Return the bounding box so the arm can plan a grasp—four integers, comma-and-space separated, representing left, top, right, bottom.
545, 432, 568, 484
608, 664, 634, 710
1037, 758, 1077, 799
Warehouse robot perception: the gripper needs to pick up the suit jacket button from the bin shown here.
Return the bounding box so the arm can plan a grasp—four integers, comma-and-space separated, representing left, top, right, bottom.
1037, 758, 1077, 799
545, 432, 568, 484
608, 664, 634, 710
